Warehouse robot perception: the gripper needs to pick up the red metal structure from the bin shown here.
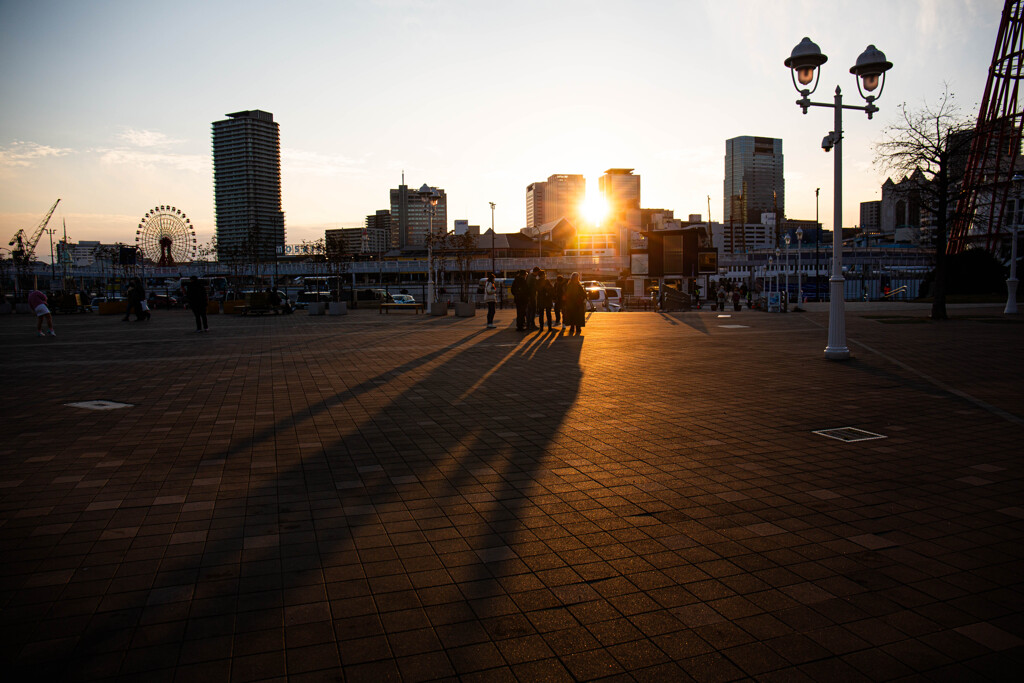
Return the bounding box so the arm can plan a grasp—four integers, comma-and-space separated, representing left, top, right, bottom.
949, 0, 1024, 254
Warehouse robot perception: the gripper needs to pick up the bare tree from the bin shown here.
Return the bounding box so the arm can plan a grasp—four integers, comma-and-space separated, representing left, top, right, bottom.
874, 87, 976, 319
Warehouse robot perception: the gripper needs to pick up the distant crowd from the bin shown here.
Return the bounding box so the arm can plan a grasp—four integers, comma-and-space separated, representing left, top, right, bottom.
481, 268, 588, 335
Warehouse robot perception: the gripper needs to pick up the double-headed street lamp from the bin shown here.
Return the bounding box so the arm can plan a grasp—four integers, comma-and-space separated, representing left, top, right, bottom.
420, 184, 441, 304
785, 37, 892, 359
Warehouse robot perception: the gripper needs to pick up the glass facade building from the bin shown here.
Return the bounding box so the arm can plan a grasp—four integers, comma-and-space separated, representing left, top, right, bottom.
724, 136, 784, 226
526, 174, 586, 228
389, 184, 447, 248
212, 110, 286, 262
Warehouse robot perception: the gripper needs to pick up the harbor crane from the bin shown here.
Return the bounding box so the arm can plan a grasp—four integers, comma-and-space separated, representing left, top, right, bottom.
8, 198, 61, 265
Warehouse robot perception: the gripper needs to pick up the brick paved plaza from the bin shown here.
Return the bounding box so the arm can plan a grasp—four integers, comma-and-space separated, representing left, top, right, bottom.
1, 304, 1022, 681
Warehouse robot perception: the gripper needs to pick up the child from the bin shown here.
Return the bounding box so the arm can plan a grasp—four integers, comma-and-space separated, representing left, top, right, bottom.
28, 290, 56, 337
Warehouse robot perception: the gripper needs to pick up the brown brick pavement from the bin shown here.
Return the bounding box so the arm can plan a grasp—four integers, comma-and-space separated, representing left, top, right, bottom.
0, 304, 1022, 681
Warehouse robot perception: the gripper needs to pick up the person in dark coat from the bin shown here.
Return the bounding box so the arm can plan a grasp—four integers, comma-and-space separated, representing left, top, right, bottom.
525, 266, 540, 330
510, 270, 528, 331
185, 276, 209, 332
563, 272, 587, 336
123, 278, 145, 321
552, 275, 566, 327
536, 270, 554, 330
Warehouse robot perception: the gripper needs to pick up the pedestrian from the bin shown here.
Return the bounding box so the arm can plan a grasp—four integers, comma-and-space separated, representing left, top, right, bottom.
483, 273, 498, 329
563, 272, 587, 336
185, 275, 209, 333
511, 270, 528, 331
552, 275, 565, 327
733, 288, 741, 311
717, 285, 726, 312
122, 278, 141, 321
536, 270, 554, 330
28, 289, 56, 337
525, 266, 539, 330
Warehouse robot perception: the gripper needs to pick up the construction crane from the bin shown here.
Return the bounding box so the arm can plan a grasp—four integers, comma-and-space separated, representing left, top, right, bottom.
8, 198, 61, 265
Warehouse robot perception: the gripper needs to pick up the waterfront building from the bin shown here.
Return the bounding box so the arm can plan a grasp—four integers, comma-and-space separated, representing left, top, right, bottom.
389, 182, 447, 248
600, 168, 641, 256
526, 174, 586, 229
724, 136, 784, 226
212, 110, 286, 261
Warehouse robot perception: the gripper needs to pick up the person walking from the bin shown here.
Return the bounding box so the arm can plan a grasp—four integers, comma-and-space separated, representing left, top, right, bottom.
483, 273, 498, 329
563, 272, 587, 336
552, 275, 566, 327
122, 278, 142, 321
511, 270, 528, 331
536, 270, 554, 330
525, 266, 539, 330
185, 275, 209, 333
28, 289, 56, 337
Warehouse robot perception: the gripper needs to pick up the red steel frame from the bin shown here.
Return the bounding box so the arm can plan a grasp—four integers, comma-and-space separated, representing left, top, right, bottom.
949, 0, 1024, 253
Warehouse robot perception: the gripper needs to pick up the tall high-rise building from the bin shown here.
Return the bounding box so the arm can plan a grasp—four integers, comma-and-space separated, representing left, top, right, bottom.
389, 181, 447, 248
212, 110, 285, 261
724, 136, 784, 226
526, 174, 586, 228
599, 168, 641, 255
366, 210, 392, 249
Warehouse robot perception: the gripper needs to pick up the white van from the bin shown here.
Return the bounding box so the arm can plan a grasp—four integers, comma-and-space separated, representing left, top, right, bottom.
585, 286, 622, 312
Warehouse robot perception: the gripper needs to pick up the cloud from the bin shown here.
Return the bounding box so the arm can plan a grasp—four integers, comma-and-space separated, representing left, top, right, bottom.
282, 148, 367, 177
118, 128, 183, 148
98, 148, 209, 173
0, 141, 72, 167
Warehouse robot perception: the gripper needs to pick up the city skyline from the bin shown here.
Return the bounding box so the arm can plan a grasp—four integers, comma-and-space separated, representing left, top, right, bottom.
0, 0, 1003, 250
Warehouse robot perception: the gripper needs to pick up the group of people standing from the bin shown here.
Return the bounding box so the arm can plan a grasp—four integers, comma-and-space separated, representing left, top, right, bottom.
487, 267, 587, 335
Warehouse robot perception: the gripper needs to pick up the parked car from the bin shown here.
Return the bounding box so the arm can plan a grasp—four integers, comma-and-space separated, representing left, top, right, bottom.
388, 294, 417, 304
294, 291, 332, 309
147, 294, 180, 309
90, 296, 124, 313
585, 287, 623, 312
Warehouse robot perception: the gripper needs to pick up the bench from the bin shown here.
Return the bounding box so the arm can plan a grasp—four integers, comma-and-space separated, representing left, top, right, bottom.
379, 302, 424, 314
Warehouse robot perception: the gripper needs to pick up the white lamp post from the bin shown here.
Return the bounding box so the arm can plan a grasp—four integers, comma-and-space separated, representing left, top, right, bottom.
795, 227, 804, 310
785, 37, 892, 359
784, 234, 791, 310
420, 184, 440, 304
775, 247, 782, 299
1006, 174, 1023, 314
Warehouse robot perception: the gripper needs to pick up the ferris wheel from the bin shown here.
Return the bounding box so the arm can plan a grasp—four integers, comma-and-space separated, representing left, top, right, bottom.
136, 205, 197, 267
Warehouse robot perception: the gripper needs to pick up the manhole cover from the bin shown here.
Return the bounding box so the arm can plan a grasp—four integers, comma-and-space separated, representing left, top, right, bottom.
719, 324, 749, 329
65, 400, 133, 411
813, 427, 886, 442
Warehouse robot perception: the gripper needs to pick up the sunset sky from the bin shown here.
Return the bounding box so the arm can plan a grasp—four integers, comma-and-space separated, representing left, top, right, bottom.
0, 0, 1004, 253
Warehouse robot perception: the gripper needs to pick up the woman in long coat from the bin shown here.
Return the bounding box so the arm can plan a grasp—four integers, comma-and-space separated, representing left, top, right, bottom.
562, 272, 587, 335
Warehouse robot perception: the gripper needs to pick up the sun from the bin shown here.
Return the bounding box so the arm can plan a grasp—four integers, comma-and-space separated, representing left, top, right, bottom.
580, 194, 609, 226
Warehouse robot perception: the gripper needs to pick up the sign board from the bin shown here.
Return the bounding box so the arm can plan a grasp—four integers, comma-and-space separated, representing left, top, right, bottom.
630, 253, 649, 275
697, 250, 718, 274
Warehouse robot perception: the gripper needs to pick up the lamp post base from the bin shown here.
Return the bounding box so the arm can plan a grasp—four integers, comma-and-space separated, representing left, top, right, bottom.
1005, 277, 1018, 315
824, 275, 850, 361
824, 345, 851, 360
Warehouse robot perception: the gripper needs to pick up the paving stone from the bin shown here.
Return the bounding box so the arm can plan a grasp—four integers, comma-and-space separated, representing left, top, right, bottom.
1, 306, 1022, 680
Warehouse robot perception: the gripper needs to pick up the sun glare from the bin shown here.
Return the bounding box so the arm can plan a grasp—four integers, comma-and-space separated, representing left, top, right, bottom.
581, 195, 609, 225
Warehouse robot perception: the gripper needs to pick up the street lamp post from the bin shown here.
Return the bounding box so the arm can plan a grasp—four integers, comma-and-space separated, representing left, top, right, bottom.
785, 37, 893, 360
795, 227, 804, 311
815, 188, 820, 301
489, 202, 496, 276
775, 247, 781, 299
784, 234, 791, 308
46, 228, 56, 287
420, 184, 440, 304
1005, 174, 1023, 314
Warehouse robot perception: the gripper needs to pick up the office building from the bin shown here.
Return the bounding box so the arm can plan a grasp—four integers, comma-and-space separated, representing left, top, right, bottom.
212, 110, 285, 261
600, 168, 641, 256
526, 174, 586, 228
724, 136, 784, 226
389, 181, 447, 248
860, 200, 881, 233
365, 210, 392, 250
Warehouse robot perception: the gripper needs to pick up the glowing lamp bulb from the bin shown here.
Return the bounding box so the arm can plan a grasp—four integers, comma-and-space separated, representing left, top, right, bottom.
861, 73, 880, 92
797, 66, 816, 86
